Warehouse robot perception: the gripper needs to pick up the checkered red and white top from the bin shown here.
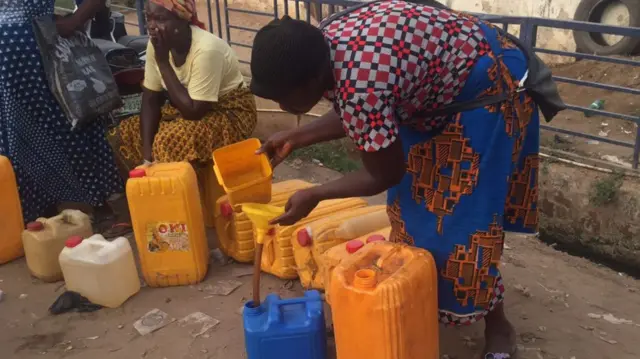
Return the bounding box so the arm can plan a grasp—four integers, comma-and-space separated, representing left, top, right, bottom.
322, 1, 491, 152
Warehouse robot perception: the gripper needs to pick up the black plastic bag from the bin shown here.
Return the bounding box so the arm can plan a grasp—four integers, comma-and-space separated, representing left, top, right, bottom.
49, 291, 102, 315
32, 16, 122, 130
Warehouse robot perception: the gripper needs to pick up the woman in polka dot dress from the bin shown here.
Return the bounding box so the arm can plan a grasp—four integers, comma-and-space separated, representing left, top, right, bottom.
0, 0, 123, 223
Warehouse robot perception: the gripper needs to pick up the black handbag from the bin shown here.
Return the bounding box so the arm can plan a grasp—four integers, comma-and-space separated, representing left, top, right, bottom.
319, 0, 565, 122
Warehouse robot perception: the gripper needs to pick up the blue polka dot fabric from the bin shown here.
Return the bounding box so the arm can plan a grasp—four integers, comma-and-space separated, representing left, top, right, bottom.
0, 0, 123, 222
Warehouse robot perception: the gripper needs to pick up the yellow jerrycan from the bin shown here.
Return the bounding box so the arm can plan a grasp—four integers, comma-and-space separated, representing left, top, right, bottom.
261, 197, 368, 279
22, 209, 93, 282
126, 163, 209, 287
0, 155, 24, 264
215, 180, 313, 262
291, 205, 389, 289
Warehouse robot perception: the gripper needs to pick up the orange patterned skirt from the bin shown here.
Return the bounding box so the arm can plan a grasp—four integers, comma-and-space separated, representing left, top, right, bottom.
107, 86, 257, 171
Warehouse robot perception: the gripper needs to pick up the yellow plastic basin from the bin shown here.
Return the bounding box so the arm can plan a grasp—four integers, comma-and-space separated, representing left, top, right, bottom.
212, 138, 273, 205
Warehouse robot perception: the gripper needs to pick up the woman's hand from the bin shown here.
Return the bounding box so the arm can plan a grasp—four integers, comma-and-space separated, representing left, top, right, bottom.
256, 130, 298, 168
150, 28, 170, 65
270, 189, 320, 226
256, 110, 346, 167
56, 0, 106, 38
142, 145, 154, 164
55, 16, 79, 38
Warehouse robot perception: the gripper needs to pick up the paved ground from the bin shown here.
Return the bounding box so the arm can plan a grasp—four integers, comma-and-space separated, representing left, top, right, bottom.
1, 162, 639, 359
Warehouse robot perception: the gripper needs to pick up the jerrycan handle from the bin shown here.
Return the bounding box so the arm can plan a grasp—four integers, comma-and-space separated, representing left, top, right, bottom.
57, 210, 83, 225
266, 291, 322, 325
60, 212, 75, 225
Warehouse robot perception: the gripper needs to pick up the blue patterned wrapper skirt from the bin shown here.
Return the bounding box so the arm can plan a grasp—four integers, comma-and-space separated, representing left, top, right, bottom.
386, 23, 540, 325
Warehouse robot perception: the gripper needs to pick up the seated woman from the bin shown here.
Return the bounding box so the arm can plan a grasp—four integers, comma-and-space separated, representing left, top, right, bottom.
108, 0, 257, 174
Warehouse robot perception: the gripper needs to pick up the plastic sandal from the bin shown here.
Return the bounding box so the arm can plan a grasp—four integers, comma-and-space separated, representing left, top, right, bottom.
102, 222, 133, 239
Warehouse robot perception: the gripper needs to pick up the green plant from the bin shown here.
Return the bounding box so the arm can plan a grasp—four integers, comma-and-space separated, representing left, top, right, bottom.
589, 172, 625, 206
541, 160, 549, 176
288, 139, 361, 173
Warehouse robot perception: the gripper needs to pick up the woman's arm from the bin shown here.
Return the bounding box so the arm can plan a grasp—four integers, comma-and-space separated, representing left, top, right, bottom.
57, 0, 106, 36
257, 109, 346, 167
271, 139, 406, 225
140, 88, 164, 162
73, 0, 106, 24
292, 109, 346, 147
157, 61, 213, 121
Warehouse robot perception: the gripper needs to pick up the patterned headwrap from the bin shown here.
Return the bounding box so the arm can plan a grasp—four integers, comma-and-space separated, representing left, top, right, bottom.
149, 0, 206, 29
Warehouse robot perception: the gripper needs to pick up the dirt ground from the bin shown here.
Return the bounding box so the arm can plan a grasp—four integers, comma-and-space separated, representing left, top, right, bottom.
1, 162, 639, 359
545, 60, 640, 166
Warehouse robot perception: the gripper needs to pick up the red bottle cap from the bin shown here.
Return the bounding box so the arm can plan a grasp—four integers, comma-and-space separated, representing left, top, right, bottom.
129, 169, 146, 178
65, 236, 84, 248
267, 228, 276, 236
346, 240, 365, 254
221, 202, 234, 217
366, 234, 386, 244
297, 229, 312, 247
26, 221, 44, 231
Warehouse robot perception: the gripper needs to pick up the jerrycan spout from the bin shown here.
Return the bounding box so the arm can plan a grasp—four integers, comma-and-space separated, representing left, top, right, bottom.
240, 203, 285, 307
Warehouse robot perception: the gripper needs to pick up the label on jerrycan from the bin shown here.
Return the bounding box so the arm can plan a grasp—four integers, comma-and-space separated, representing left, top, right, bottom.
146, 222, 190, 253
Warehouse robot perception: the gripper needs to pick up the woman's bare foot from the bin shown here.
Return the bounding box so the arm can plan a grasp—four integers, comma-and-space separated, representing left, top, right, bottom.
483, 302, 517, 359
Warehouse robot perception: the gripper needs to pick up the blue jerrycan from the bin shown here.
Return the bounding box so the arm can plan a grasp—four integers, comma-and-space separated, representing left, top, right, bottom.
243, 290, 327, 359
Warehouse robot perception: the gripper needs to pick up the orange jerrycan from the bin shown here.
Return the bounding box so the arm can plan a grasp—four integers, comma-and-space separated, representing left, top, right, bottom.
215, 180, 314, 262
212, 138, 273, 206
292, 205, 389, 290
22, 209, 93, 282
126, 163, 209, 287
323, 226, 391, 304
0, 156, 24, 264
262, 197, 368, 279
331, 241, 439, 359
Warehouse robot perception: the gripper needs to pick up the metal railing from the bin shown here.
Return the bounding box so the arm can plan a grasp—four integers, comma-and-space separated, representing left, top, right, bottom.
120, 0, 640, 169
55, 2, 141, 29
475, 15, 640, 168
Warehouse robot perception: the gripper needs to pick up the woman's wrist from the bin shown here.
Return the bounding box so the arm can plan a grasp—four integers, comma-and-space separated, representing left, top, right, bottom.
157, 59, 172, 70
289, 124, 327, 149
142, 145, 153, 162
61, 15, 83, 32
303, 186, 325, 204
287, 128, 306, 150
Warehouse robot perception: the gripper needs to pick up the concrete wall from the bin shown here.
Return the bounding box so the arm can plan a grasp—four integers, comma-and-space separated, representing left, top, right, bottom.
448, 0, 581, 64
538, 153, 640, 272
225, 0, 632, 64
226, 0, 583, 63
